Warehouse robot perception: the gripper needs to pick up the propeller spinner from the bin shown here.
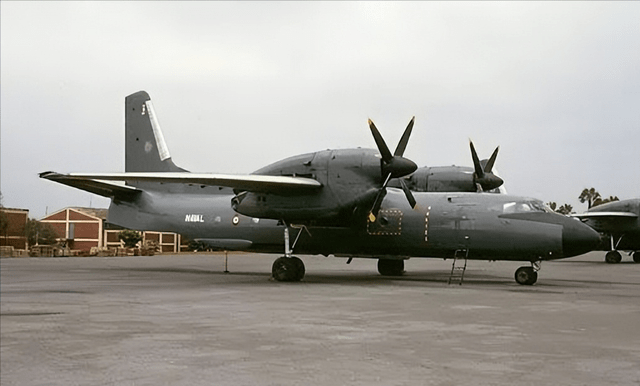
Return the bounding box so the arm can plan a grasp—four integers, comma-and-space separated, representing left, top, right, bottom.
469, 140, 503, 192
368, 117, 418, 222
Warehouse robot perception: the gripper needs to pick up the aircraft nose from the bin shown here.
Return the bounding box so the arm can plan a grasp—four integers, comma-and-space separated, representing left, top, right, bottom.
562, 218, 601, 257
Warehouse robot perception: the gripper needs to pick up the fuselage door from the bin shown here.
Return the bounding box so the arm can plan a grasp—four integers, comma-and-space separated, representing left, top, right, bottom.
429, 196, 476, 249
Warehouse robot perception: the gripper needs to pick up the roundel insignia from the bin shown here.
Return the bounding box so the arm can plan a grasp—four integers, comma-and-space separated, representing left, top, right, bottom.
232, 215, 240, 225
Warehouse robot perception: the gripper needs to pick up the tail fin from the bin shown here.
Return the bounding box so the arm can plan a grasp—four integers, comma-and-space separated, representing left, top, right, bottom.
125, 91, 186, 173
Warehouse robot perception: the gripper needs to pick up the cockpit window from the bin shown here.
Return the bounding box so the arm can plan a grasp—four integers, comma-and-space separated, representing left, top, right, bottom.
503, 202, 516, 213
503, 200, 549, 214
531, 200, 554, 213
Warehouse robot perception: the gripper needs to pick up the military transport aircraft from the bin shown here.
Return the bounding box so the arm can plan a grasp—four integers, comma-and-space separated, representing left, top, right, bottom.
572, 198, 640, 263
40, 91, 600, 285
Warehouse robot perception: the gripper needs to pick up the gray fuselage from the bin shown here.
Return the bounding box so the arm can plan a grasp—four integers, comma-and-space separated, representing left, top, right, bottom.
108, 187, 598, 262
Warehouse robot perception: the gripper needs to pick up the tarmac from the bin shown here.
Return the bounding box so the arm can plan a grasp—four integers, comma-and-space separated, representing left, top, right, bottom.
1, 252, 639, 386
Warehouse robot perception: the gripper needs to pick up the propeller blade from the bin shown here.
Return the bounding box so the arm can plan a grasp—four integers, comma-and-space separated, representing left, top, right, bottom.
399, 179, 417, 209
368, 173, 392, 222
367, 118, 419, 221
469, 140, 484, 178
368, 187, 388, 222
483, 146, 499, 173
368, 119, 393, 163
393, 116, 415, 157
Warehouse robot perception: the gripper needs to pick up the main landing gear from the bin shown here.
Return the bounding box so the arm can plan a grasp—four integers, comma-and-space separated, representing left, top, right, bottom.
606, 250, 640, 264
272, 256, 305, 282
271, 225, 307, 282
603, 235, 640, 264
515, 261, 540, 285
605, 250, 622, 264
377, 259, 405, 276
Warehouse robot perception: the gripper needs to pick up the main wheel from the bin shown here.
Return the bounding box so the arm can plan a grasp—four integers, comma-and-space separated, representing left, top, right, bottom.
515, 266, 538, 285
377, 259, 405, 276
272, 256, 305, 282
605, 250, 622, 264
633, 252, 640, 264
290, 256, 305, 281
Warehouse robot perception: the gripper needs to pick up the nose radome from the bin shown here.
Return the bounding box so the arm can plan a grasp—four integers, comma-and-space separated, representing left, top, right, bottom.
562, 218, 601, 257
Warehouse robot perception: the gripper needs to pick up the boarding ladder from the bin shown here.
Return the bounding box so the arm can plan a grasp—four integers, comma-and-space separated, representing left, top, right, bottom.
448, 249, 468, 285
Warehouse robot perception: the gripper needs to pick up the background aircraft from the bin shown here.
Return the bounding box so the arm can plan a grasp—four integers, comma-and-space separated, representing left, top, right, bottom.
41, 91, 600, 285
572, 198, 640, 263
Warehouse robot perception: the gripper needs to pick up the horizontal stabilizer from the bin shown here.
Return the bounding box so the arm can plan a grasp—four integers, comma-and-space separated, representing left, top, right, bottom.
48, 172, 323, 194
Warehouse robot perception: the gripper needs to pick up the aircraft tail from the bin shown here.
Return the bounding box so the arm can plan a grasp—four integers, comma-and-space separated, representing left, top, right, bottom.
125, 91, 186, 173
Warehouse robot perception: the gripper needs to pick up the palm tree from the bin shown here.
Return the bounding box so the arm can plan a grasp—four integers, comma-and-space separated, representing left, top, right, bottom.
557, 204, 573, 215
579, 188, 601, 209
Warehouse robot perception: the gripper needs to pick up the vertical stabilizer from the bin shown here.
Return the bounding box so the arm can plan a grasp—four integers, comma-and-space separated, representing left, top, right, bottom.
125, 91, 186, 173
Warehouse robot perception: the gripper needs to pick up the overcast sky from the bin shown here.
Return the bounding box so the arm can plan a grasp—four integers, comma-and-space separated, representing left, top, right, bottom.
2, 2, 639, 219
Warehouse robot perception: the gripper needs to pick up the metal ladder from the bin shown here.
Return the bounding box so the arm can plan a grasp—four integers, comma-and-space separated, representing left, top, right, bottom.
448, 249, 468, 285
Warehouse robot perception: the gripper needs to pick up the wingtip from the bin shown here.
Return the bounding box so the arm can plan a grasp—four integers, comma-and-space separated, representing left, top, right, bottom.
39, 171, 57, 179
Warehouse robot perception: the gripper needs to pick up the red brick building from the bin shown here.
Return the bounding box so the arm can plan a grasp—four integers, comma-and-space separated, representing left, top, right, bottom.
0, 207, 29, 250
40, 207, 182, 253
40, 208, 106, 252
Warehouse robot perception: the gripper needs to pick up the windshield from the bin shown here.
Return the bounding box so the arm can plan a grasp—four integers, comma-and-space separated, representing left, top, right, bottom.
503, 200, 552, 214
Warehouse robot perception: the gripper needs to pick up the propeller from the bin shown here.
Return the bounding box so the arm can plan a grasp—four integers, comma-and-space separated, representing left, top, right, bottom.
368, 117, 418, 222
469, 140, 503, 192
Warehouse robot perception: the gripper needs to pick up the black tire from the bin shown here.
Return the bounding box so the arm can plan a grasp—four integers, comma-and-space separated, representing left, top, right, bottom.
290, 256, 305, 281
272, 256, 304, 282
515, 266, 538, 285
605, 251, 622, 264
633, 252, 640, 264
377, 259, 404, 276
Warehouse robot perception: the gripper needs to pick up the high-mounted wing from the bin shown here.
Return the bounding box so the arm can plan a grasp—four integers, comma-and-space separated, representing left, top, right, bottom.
571, 211, 638, 230
45, 172, 323, 195
572, 212, 637, 219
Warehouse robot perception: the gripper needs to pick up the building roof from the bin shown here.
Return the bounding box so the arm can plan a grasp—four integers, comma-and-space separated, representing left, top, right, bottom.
0, 207, 29, 214
69, 207, 109, 220
41, 207, 109, 221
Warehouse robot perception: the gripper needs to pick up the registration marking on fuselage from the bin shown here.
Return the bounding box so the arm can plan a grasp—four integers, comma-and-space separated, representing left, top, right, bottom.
185, 214, 205, 223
